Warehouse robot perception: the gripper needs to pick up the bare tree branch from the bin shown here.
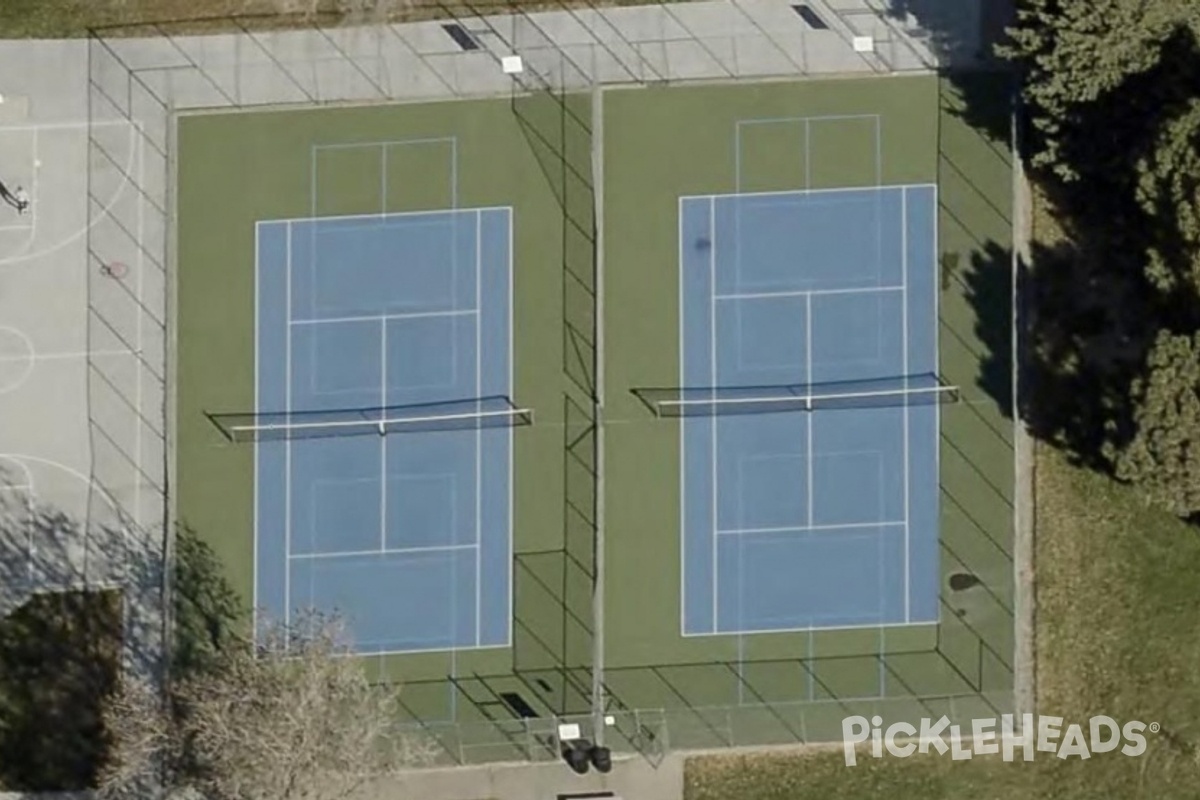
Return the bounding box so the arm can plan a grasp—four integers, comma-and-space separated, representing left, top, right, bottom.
101, 612, 434, 800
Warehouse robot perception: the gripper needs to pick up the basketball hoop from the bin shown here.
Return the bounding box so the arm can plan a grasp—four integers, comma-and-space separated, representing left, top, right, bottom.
100, 261, 128, 279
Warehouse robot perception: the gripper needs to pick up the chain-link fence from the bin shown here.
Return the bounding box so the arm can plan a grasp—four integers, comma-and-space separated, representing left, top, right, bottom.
386, 691, 1005, 767
84, 0, 941, 753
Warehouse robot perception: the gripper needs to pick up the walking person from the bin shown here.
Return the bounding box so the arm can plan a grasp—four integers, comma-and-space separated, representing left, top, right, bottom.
12, 185, 29, 215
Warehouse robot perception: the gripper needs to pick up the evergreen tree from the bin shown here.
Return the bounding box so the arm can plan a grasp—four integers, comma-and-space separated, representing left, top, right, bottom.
1115, 331, 1200, 517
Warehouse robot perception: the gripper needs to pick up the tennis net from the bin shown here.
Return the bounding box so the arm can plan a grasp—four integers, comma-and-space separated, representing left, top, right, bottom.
637, 378, 959, 418
208, 396, 534, 443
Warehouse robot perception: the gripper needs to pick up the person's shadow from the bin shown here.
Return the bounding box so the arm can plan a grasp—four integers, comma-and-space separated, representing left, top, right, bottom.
0, 178, 26, 213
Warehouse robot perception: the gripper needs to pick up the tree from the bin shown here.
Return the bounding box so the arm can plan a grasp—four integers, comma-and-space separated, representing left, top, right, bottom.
1001, 0, 1200, 488
1002, 0, 1200, 177
1135, 98, 1200, 295
100, 614, 436, 800
1114, 331, 1200, 517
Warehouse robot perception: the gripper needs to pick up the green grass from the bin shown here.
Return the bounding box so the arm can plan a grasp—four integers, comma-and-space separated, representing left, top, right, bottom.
684, 444, 1200, 798
0, 0, 452, 38
0, 0, 263, 37
0, 0, 668, 38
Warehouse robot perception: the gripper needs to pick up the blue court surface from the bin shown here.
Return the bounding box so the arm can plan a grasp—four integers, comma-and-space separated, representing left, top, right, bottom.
680, 186, 940, 636
255, 208, 512, 654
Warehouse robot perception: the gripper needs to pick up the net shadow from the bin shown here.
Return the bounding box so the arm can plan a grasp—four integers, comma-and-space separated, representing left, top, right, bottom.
205, 395, 533, 442
631, 373, 957, 417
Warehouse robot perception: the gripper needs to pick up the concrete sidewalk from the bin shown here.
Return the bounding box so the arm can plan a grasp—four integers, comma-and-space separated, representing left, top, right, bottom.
355, 750, 684, 800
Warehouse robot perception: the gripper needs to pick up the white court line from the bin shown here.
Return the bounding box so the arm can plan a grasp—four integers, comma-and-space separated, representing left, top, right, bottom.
0, 453, 135, 589
474, 209, 482, 647
288, 543, 478, 561
806, 293, 813, 527
734, 121, 741, 193
307, 142, 320, 335
714, 285, 903, 302
731, 188, 744, 636
284, 220, 294, 627
0, 348, 138, 362
0, 119, 130, 133
716, 521, 906, 536
0, 454, 37, 581
260, 204, 512, 226
0, 455, 35, 490
0, 456, 37, 585
28, 130, 39, 254
709, 196, 719, 633
253, 221, 261, 631
290, 310, 479, 327
902, 187, 911, 622
736, 113, 881, 127
379, 317, 388, 553
0, 326, 34, 393
804, 118, 811, 191
677, 196, 687, 635
875, 116, 884, 186
313, 136, 456, 151
682, 617, 935, 639
299, 217, 457, 237
133, 117, 144, 565
505, 207, 515, 647
0, 222, 32, 232
380, 143, 387, 215
351, 642, 509, 659
680, 182, 937, 204
451, 138, 459, 209
933, 184, 942, 623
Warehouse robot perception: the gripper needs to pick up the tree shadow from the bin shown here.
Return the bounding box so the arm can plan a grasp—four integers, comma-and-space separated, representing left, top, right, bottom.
0, 466, 245, 789
950, 176, 1154, 472
1009, 28, 1200, 469
951, 239, 1012, 416
911, 7, 1200, 471
0, 478, 138, 791
0, 589, 122, 791
1019, 232, 1151, 471
882, 0, 1016, 146
884, 0, 1012, 66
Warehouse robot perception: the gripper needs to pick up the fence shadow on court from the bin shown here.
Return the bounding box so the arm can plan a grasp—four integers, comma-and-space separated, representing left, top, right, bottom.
508, 82, 602, 721
512, 85, 596, 399
399, 633, 1012, 759
509, 394, 597, 716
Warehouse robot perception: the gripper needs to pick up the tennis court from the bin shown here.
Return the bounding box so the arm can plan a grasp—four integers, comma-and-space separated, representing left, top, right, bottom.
678, 185, 941, 635
252, 208, 515, 655
176, 72, 1017, 758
